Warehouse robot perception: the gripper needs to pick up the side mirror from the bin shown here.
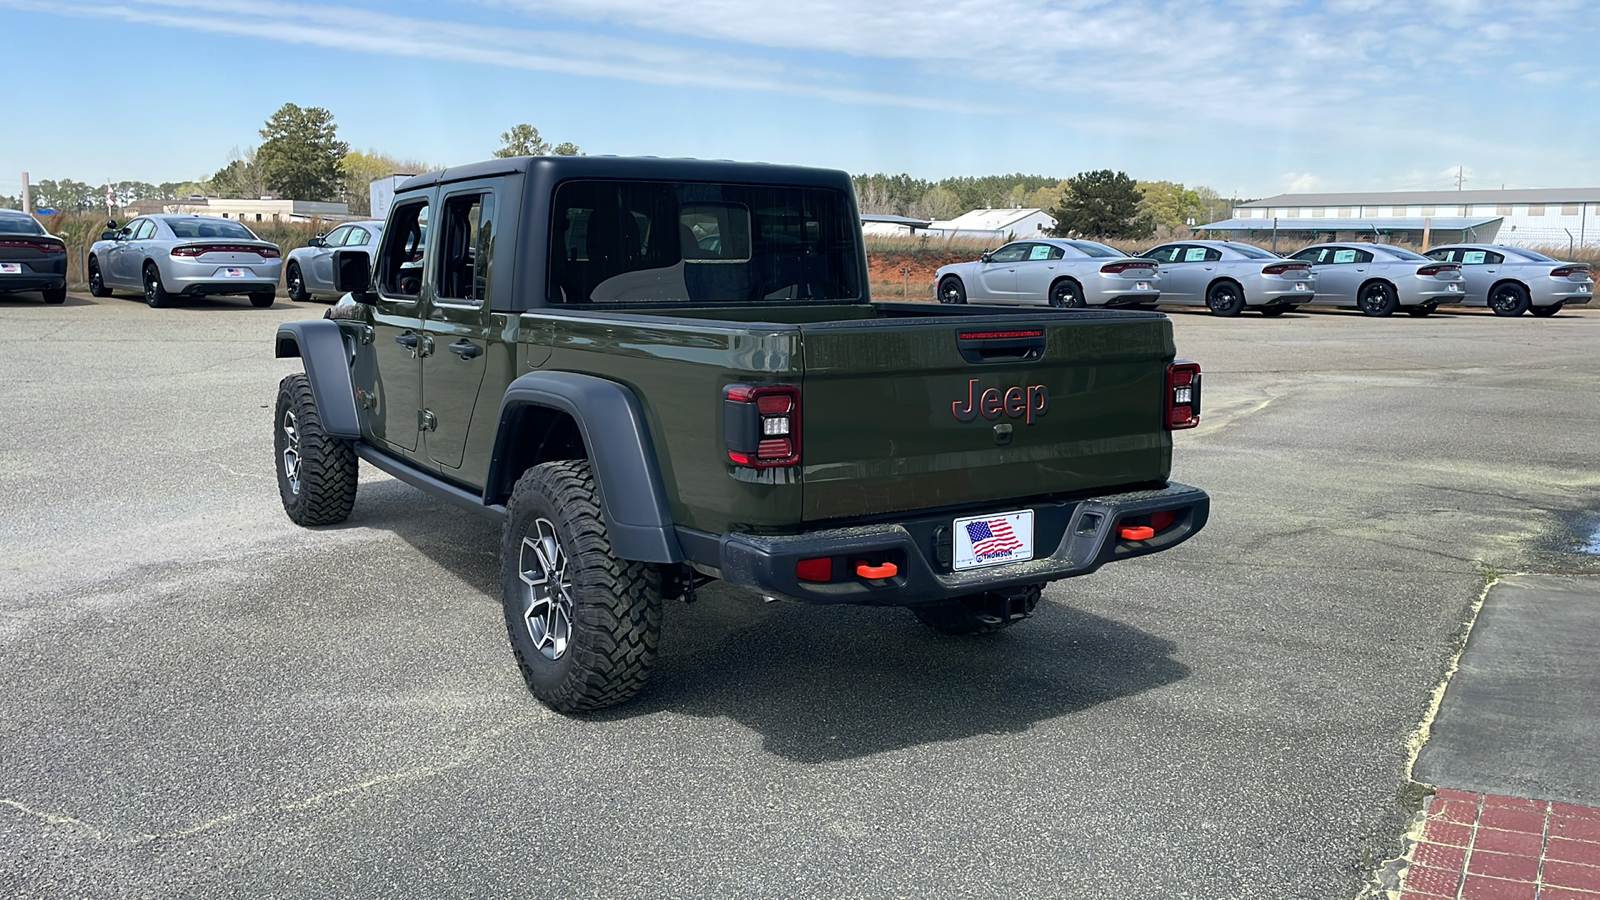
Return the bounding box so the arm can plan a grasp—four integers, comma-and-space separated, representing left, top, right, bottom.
107, 220, 118, 230
307, 237, 325, 248
333, 249, 375, 300
100, 231, 116, 241
980, 250, 993, 263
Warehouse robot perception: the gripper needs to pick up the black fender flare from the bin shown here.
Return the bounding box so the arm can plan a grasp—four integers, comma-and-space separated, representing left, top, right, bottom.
274, 320, 361, 439
492, 372, 682, 564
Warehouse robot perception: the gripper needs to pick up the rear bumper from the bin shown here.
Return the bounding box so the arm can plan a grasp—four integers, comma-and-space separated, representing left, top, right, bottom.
164, 258, 282, 295
0, 272, 65, 293
695, 482, 1209, 606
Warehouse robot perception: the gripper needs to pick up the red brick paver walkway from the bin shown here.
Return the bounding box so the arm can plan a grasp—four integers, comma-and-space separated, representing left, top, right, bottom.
1401, 790, 1600, 899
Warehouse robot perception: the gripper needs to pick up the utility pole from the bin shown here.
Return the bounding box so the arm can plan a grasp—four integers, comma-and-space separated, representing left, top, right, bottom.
20, 172, 30, 215
1455, 166, 1464, 190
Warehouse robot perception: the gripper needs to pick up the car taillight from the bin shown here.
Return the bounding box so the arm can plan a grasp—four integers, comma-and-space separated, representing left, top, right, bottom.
40, 242, 65, 255
724, 384, 801, 467
1416, 264, 1460, 277
1551, 266, 1589, 278
171, 244, 281, 258
0, 239, 62, 253
1166, 361, 1201, 430
1262, 263, 1308, 275
1101, 262, 1155, 274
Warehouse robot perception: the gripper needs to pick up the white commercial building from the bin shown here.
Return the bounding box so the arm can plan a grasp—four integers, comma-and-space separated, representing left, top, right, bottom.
156, 197, 352, 224
1199, 189, 1600, 250
928, 207, 1056, 242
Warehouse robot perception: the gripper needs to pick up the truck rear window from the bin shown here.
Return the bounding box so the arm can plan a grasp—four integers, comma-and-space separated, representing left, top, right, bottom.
549, 180, 862, 304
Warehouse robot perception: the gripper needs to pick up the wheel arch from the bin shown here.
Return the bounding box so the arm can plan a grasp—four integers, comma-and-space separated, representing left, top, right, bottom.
1358, 277, 1398, 297
489, 372, 681, 563
1048, 275, 1085, 301
274, 320, 361, 439
1206, 277, 1245, 299
1489, 278, 1530, 297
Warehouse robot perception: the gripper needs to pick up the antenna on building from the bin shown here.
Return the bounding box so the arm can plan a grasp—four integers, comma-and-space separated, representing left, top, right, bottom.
1456, 166, 1464, 191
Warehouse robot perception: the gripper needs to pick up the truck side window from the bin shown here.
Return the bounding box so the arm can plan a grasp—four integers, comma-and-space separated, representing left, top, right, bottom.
438, 192, 495, 303
377, 201, 429, 298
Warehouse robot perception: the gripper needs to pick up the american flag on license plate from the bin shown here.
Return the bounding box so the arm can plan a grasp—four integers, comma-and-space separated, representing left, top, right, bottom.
966, 518, 1023, 557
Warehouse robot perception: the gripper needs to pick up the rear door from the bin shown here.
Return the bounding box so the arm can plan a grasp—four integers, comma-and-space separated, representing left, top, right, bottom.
796, 312, 1176, 521
1457, 248, 1502, 303
421, 185, 497, 472
1012, 242, 1063, 300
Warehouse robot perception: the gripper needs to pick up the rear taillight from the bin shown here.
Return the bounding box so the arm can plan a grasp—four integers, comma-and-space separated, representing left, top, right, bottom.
40, 242, 65, 255
0, 239, 63, 253
1551, 266, 1589, 278
724, 384, 801, 467
1262, 263, 1309, 275
1166, 361, 1201, 430
171, 244, 281, 258
1416, 264, 1460, 277
1101, 262, 1156, 274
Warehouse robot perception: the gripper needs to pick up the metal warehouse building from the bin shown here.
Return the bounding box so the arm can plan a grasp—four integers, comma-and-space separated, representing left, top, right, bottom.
1198, 189, 1600, 251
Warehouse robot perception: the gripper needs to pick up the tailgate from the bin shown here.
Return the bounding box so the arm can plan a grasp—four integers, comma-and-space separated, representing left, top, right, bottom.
798, 312, 1176, 521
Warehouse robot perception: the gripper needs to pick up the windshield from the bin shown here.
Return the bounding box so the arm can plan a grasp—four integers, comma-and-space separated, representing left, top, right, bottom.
549, 180, 862, 303
1503, 248, 1557, 262
1376, 245, 1429, 261
0, 216, 45, 236
167, 218, 258, 240
1065, 240, 1124, 258
1229, 244, 1281, 259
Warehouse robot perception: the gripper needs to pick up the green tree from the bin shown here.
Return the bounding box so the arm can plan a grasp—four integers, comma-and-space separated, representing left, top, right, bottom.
210, 149, 268, 200
31, 179, 99, 213
1048, 170, 1153, 240
255, 103, 349, 201
0, 194, 19, 210
496, 124, 550, 157
341, 150, 433, 215
1137, 180, 1204, 231
552, 142, 582, 156
911, 185, 963, 221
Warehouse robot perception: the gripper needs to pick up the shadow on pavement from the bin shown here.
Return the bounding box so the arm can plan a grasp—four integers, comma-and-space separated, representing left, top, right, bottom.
346, 477, 1191, 763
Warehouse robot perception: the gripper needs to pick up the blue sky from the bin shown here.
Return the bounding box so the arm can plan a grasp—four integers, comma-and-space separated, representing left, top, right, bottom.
1, 0, 1597, 200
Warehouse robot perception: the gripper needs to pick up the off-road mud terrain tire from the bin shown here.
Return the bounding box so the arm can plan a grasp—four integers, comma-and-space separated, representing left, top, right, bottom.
274, 373, 358, 526
501, 460, 662, 713
911, 583, 1042, 635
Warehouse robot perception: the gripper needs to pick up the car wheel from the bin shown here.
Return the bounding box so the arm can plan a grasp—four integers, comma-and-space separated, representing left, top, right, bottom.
1358, 282, 1398, 317
911, 584, 1041, 635
88, 258, 112, 298
1405, 303, 1438, 317
286, 263, 310, 302
42, 286, 66, 304
1530, 302, 1564, 318
1488, 283, 1531, 317
1258, 306, 1289, 317
1205, 281, 1245, 316
143, 263, 174, 308
1049, 280, 1085, 308
249, 291, 276, 308
274, 374, 359, 526
938, 276, 966, 305
502, 460, 661, 712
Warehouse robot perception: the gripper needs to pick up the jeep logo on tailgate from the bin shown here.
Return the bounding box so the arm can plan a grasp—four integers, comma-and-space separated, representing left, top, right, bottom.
952, 379, 1050, 424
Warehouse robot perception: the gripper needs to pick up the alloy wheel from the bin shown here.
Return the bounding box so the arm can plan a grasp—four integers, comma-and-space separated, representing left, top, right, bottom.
280, 409, 301, 495
519, 519, 574, 660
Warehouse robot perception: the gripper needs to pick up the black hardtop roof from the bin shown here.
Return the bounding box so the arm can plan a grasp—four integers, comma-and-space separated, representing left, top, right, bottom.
397, 156, 855, 194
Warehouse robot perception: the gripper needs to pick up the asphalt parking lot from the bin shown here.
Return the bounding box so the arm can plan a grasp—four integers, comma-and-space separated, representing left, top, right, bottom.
3, 293, 1598, 899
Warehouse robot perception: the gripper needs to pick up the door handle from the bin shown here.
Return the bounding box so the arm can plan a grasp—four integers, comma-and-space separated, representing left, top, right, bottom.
449, 339, 481, 360
395, 333, 419, 348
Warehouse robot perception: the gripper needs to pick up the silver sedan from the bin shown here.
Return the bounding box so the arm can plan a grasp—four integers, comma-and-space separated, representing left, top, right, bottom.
935, 239, 1161, 308
1285, 243, 1464, 317
1422, 244, 1594, 317
284, 220, 384, 302
88, 215, 283, 308
1138, 240, 1315, 316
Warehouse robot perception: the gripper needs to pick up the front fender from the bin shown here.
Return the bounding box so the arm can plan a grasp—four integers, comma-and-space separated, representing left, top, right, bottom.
274, 320, 360, 439
492, 372, 681, 563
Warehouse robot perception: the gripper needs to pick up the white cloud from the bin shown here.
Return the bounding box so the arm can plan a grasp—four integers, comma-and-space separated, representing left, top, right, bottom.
1284, 172, 1323, 192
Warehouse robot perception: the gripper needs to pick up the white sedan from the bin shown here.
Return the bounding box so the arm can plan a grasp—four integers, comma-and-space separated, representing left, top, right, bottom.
935, 239, 1161, 308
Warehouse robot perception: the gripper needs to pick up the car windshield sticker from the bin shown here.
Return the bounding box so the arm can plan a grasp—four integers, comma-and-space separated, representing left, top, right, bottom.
1463, 251, 1487, 264
1333, 249, 1357, 263
1029, 245, 1051, 260
1184, 248, 1207, 262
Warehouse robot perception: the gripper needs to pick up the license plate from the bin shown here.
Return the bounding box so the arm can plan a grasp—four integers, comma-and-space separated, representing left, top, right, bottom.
1294, 282, 1309, 291
221, 267, 247, 278
1135, 281, 1151, 291
0, 263, 20, 274
952, 510, 1035, 571
1581, 284, 1591, 293
1447, 283, 1462, 291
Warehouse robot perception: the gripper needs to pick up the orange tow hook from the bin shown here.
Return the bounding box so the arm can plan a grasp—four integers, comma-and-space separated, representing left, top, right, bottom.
856, 561, 898, 579
1119, 525, 1156, 541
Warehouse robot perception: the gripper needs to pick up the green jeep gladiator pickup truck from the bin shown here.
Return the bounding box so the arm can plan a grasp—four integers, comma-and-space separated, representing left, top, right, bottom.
272, 156, 1209, 712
